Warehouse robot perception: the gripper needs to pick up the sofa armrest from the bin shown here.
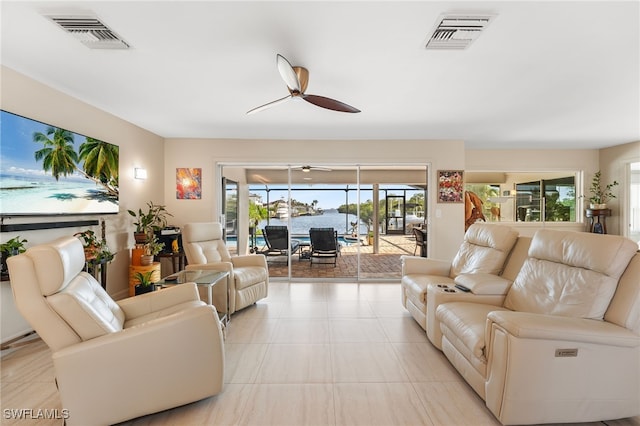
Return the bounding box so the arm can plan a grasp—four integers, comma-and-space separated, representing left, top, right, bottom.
401, 255, 451, 276
231, 253, 267, 269
52, 305, 224, 425
484, 310, 640, 424
454, 273, 512, 295
487, 311, 640, 348
186, 262, 233, 275
117, 283, 200, 319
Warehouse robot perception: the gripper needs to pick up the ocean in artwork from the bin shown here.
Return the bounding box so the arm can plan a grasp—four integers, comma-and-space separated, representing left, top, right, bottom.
0, 172, 118, 215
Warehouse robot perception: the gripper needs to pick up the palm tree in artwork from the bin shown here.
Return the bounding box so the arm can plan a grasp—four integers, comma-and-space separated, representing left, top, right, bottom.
79, 137, 119, 196
33, 127, 78, 179
33, 127, 119, 198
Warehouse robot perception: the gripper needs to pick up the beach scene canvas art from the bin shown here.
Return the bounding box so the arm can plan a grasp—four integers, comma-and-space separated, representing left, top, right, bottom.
0, 111, 119, 215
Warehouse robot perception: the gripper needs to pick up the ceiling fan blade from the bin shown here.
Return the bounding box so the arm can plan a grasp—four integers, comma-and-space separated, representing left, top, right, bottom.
276, 54, 301, 92
302, 94, 361, 113
246, 94, 292, 115
292, 165, 332, 172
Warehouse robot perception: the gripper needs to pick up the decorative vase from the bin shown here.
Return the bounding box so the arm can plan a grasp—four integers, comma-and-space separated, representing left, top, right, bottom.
134, 284, 156, 295
140, 254, 154, 266
131, 247, 145, 266
134, 232, 149, 245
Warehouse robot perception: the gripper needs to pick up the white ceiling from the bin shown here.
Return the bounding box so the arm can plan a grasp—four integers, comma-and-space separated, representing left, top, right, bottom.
1, 1, 639, 150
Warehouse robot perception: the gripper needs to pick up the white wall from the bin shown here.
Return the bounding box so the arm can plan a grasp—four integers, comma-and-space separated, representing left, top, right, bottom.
1, 66, 165, 298
164, 138, 467, 260
599, 141, 640, 235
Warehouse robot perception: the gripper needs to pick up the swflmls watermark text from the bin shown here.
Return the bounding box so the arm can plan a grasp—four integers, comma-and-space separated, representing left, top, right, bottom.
3, 408, 70, 420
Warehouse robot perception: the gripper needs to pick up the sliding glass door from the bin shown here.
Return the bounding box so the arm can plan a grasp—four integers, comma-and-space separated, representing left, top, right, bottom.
221, 163, 429, 281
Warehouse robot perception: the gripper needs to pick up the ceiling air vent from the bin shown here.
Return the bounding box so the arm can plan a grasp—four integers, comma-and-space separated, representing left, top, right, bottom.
46, 15, 130, 49
425, 14, 495, 50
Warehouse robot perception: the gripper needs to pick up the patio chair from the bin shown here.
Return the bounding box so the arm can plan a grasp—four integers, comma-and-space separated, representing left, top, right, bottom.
412, 227, 427, 257
309, 227, 339, 267
262, 225, 301, 263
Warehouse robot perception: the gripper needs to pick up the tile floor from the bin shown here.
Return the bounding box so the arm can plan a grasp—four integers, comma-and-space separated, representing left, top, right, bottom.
1, 281, 639, 426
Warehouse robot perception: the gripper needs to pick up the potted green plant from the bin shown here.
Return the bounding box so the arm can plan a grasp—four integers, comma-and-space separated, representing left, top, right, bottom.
133, 270, 156, 295
1, 236, 27, 279
587, 170, 619, 209
140, 235, 164, 266
128, 201, 173, 244
74, 230, 115, 263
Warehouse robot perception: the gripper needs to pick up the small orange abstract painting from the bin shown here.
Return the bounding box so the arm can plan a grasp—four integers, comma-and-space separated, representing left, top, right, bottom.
176, 168, 202, 199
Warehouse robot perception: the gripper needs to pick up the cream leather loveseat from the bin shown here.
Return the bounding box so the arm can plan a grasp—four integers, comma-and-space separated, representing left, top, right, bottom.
401, 223, 521, 332
435, 229, 639, 424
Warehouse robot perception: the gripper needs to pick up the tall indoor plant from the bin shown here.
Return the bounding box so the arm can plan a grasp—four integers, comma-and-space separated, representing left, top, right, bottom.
587, 170, 619, 209
127, 201, 173, 244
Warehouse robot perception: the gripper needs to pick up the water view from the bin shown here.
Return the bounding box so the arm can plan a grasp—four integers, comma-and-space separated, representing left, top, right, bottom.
257, 209, 368, 236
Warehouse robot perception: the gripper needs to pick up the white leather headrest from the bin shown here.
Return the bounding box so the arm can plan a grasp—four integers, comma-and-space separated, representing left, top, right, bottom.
27, 236, 86, 296
184, 222, 223, 243
529, 229, 638, 279
465, 223, 519, 252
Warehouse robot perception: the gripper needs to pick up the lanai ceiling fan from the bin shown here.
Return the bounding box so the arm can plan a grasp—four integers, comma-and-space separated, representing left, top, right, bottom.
291, 165, 332, 172
246, 54, 361, 115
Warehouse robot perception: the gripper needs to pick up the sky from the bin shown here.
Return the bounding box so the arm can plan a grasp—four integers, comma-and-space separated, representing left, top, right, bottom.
0, 110, 96, 179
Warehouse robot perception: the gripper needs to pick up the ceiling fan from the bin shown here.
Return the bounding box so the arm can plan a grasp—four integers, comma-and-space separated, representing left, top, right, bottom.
246, 54, 361, 115
291, 165, 332, 173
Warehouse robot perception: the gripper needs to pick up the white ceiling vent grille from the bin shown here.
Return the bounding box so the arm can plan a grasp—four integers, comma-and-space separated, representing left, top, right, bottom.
46, 15, 130, 49
425, 14, 495, 50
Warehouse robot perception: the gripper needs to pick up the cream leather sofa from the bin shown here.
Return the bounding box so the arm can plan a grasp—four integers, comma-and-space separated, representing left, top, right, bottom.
401, 223, 520, 331
183, 222, 269, 313
435, 229, 639, 425
7, 236, 225, 426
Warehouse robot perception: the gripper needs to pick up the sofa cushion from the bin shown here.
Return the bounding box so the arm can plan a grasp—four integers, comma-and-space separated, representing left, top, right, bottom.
451, 224, 519, 277
47, 273, 125, 340
504, 230, 638, 320
437, 302, 510, 377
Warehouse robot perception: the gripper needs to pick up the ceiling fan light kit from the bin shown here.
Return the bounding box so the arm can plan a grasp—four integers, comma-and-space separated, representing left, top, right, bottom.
247, 54, 360, 115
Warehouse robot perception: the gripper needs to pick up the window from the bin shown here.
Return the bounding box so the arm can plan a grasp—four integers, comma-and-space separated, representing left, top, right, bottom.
465, 172, 577, 223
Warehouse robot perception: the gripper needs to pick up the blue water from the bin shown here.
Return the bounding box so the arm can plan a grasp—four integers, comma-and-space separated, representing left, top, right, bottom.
256, 210, 367, 236
226, 210, 368, 248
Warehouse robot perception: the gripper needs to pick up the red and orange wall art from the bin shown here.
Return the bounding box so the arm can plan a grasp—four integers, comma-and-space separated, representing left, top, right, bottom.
176, 168, 202, 199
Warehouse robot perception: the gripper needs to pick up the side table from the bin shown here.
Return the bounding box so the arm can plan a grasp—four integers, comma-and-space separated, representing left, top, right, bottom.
157, 270, 230, 330
86, 258, 109, 290
154, 251, 186, 274
585, 208, 611, 234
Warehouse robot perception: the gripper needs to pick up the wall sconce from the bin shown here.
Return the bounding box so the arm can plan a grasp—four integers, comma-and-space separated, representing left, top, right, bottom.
134, 168, 147, 180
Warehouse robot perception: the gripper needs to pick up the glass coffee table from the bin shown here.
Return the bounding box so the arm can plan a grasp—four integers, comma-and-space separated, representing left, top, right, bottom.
158, 270, 230, 327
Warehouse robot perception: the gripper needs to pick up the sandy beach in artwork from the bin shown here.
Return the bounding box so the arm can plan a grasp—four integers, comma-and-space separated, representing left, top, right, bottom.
0, 175, 118, 215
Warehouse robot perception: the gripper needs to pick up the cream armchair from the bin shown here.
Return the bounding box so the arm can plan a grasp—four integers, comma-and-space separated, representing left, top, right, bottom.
183, 222, 268, 313
436, 229, 640, 424
6, 236, 224, 426
401, 223, 520, 333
